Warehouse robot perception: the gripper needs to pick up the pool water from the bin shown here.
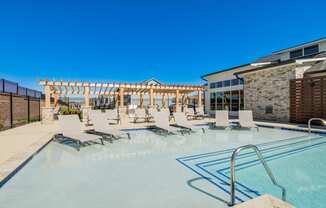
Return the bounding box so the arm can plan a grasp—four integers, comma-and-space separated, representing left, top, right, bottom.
0, 127, 325, 208
177, 133, 326, 207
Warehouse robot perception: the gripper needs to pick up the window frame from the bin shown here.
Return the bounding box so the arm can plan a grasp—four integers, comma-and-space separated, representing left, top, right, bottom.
289, 49, 303, 59
304, 44, 319, 56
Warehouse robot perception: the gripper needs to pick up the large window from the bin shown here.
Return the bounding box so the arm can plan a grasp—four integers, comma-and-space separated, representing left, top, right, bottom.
216, 92, 223, 110
231, 90, 239, 111
223, 80, 231, 87
304, 45, 319, 56
223, 91, 230, 110
290, 49, 303, 59
240, 90, 244, 110
210, 93, 216, 111
231, 79, 239, 86
210, 90, 244, 112
217, 81, 223, 88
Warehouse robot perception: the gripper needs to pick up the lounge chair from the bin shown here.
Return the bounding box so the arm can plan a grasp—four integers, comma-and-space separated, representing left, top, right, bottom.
186, 108, 196, 120
105, 109, 121, 124
173, 112, 206, 133
133, 108, 152, 123
88, 111, 131, 140
196, 107, 208, 119
57, 115, 104, 151
238, 110, 259, 131
149, 111, 189, 135
213, 110, 230, 129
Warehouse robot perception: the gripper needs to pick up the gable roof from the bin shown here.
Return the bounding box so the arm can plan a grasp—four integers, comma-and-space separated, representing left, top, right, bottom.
201, 63, 251, 80
272, 37, 326, 54
142, 78, 162, 85
235, 52, 326, 76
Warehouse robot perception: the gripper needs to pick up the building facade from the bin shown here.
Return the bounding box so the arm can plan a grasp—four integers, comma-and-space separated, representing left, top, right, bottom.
202, 37, 326, 122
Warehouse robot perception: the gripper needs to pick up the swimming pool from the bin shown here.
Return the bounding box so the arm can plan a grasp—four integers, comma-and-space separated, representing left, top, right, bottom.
0, 127, 324, 208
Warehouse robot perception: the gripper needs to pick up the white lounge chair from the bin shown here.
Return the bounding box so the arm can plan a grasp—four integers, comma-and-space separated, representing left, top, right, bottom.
196, 107, 208, 119
89, 111, 131, 140
214, 110, 230, 128
57, 115, 104, 151
134, 108, 152, 123
105, 109, 121, 124
173, 112, 206, 133
186, 108, 196, 120
150, 111, 187, 135
173, 112, 194, 130
238, 110, 259, 131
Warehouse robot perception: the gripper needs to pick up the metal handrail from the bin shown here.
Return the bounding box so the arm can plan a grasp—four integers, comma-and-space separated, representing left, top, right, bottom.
228, 144, 286, 206
308, 118, 326, 134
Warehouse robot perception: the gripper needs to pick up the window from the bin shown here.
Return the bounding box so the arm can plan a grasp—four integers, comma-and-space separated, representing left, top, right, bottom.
231, 90, 239, 111
240, 90, 244, 110
216, 92, 223, 110
304, 45, 319, 56
239, 78, 244, 85
231, 79, 239, 86
210, 93, 216, 111
210, 83, 216, 89
217, 81, 223, 88
223, 91, 230, 110
223, 80, 231, 87
290, 49, 303, 59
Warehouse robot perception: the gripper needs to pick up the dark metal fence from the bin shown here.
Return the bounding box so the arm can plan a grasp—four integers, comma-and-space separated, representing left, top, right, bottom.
0, 79, 42, 131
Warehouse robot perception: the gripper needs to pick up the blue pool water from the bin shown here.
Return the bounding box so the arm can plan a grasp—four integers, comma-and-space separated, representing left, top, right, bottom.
177, 133, 326, 207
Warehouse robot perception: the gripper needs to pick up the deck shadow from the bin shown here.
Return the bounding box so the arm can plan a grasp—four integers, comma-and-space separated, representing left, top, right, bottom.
187, 177, 228, 205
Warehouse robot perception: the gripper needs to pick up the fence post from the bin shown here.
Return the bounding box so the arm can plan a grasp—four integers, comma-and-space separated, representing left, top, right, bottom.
10, 93, 13, 128
27, 96, 30, 123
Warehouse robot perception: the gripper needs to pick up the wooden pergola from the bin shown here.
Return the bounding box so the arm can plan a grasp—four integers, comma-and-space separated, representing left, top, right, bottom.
39, 80, 206, 110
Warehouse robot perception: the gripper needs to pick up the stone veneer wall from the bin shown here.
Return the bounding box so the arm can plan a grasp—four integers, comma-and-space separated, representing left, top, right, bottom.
242, 64, 307, 122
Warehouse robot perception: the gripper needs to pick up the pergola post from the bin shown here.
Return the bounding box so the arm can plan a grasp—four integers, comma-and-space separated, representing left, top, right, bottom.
84, 87, 90, 107
41, 84, 54, 124
140, 93, 144, 108
198, 90, 202, 109
81, 86, 91, 122
175, 90, 179, 112
162, 94, 166, 108
150, 88, 154, 108
54, 94, 59, 110
115, 94, 118, 108
119, 88, 124, 107
45, 85, 51, 108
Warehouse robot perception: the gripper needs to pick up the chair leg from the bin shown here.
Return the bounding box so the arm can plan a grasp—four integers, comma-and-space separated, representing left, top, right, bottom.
202, 128, 206, 133
76, 140, 80, 151
127, 133, 131, 140
100, 138, 104, 145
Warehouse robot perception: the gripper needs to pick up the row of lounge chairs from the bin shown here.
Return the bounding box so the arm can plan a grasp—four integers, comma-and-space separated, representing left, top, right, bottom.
214, 110, 259, 130
55, 109, 258, 151
56, 112, 130, 151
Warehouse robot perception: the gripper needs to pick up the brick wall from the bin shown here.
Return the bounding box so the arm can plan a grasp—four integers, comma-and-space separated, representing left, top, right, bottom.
242, 64, 307, 122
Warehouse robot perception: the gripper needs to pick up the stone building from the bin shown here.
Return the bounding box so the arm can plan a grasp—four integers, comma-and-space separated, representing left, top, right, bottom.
202, 37, 326, 122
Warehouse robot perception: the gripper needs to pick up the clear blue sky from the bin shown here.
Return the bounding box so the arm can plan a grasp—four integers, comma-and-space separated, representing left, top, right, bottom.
0, 0, 325, 90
